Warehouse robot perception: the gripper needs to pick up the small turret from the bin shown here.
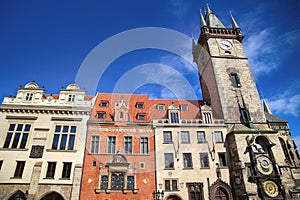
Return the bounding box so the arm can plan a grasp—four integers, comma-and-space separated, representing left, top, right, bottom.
204, 4, 225, 28
200, 9, 207, 27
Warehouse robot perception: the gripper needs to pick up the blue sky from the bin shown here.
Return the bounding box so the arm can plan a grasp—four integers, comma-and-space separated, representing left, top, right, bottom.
1, 1, 300, 145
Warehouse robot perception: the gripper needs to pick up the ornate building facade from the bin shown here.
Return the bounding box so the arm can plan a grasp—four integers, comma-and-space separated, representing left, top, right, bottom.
0, 82, 93, 200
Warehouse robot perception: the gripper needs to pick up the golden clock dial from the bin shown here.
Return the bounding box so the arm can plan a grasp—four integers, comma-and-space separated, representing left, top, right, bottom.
257, 156, 273, 175
262, 180, 279, 198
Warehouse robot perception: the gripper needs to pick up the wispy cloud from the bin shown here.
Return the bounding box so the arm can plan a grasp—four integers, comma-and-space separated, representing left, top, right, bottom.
167, 0, 188, 18
266, 95, 300, 117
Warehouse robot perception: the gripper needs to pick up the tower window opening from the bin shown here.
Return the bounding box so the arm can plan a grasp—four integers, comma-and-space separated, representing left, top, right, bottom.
230, 73, 241, 87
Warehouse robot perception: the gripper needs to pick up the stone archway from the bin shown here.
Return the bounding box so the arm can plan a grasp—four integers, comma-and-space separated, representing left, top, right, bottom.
166, 194, 182, 200
8, 190, 26, 200
40, 192, 64, 200
209, 179, 233, 200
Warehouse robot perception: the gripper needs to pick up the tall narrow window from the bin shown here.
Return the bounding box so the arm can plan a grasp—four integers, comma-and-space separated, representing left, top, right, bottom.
107, 136, 116, 154
127, 176, 135, 189
219, 153, 227, 167
101, 175, 108, 190
0, 160, 3, 170
164, 153, 174, 169
170, 112, 179, 123
46, 162, 56, 178
200, 153, 209, 168
90, 136, 100, 154
97, 112, 106, 119
183, 153, 193, 168
3, 124, 30, 149
51, 125, 76, 150
124, 136, 132, 154
140, 137, 149, 154
197, 131, 206, 143
230, 73, 241, 87
203, 112, 212, 124
62, 162, 72, 179
163, 131, 172, 143
14, 161, 25, 178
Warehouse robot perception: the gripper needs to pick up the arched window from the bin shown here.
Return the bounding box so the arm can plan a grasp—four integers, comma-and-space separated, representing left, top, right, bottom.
8, 190, 26, 200
279, 138, 291, 165
40, 192, 64, 200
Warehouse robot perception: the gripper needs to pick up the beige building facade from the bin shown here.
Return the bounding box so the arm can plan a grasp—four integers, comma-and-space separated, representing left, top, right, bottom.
0, 81, 93, 200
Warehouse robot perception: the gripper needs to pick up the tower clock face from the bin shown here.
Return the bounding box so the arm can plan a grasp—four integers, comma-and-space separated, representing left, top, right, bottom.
256, 156, 273, 175
262, 180, 279, 198
219, 40, 232, 50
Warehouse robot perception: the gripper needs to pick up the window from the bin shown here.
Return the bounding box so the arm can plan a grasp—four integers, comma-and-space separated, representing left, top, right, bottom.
14, 161, 25, 178
230, 73, 241, 87
92, 161, 97, 167
46, 162, 56, 178
200, 153, 209, 168
124, 136, 132, 154
101, 175, 108, 190
181, 131, 190, 143
219, 153, 227, 167
197, 131, 206, 143
203, 112, 212, 124
183, 153, 193, 168
100, 101, 108, 107
187, 183, 204, 200
215, 131, 224, 143
170, 112, 179, 123
0, 160, 3, 170
165, 179, 178, 191
97, 112, 106, 119
51, 125, 76, 150
163, 131, 172, 143
90, 136, 100, 154
3, 124, 30, 149
68, 94, 75, 102
137, 113, 146, 120
25, 93, 33, 101
164, 153, 174, 169
157, 104, 165, 110
127, 176, 135, 190
140, 137, 149, 154
180, 104, 188, 111
111, 173, 124, 190
107, 136, 116, 154
62, 162, 72, 179
136, 102, 144, 109
140, 162, 145, 169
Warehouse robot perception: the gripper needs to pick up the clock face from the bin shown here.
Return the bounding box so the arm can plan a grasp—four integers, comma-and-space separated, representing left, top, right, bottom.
257, 156, 273, 175
219, 40, 232, 50
262, 180, 279, 198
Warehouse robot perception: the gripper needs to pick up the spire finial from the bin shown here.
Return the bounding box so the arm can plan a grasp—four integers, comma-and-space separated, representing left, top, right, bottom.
206, 3, 212, 13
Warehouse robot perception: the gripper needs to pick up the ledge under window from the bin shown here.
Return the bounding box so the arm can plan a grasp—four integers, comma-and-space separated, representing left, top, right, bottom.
46, 149, 77, 153
0, 148, 29, 151
95, 188, 139, 194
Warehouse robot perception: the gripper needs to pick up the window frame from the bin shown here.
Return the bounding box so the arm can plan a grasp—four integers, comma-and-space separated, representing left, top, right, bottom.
3, 124, 31, 149
46, 162, 56, 179
164, 153, 174, 169
230, 73, 241, 87
51, 125, 76, 151
124, 136, 133, 154
140, 137, 149, 155
97, 112, 106, 119
163, 131, 172, 143
215, 131, 224, 143
13, 161, 25, 178
181, 131, 190, 144
218, 153, 228, 167
136, 102, 144, 109
90, 135, 100, 154
61, 162, 72, 179
157, 104, 165, 110
197, 131, 206, 143
183, 153, 193, 169
164, 179, 178, 191
200, 153, 210, 168
107, 136, 116, 154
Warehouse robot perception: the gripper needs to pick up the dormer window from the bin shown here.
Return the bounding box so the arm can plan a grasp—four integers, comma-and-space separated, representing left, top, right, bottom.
170, 111, 179, 123
157, 104, 165, 110
100, 101, 109, 107
68, 94, 75, 102
230, 73, 241, 88
97, 112, 106, 119
136, 102, 144, 109
180, 104, 188, 111
137, 113, 146, 120
25, 93, 33, 101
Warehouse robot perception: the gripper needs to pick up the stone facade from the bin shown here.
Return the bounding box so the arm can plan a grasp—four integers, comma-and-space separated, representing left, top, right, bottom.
0, 82, 93, 200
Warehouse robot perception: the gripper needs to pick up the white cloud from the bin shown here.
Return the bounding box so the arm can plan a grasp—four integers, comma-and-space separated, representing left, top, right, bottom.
266, 94, 300, 117
168, 0, 188, 18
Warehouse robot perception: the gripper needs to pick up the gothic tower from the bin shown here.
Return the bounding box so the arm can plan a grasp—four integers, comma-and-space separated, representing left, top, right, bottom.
193, 5, 300, 200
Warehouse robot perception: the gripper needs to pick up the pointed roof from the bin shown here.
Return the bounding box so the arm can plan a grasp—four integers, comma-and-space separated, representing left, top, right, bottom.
263, 100, 287, 123
230, 12, 240, 29
204, 4, 225, 28
200, 9, 207, 27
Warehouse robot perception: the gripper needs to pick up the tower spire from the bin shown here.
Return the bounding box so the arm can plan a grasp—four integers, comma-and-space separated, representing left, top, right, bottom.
204, 4, 225, 28
263, 99, 273, 114
200, 9, 207, 27
230, 11, 240, 29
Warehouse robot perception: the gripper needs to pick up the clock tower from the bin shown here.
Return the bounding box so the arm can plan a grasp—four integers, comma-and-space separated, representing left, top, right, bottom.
193, 4, 266, 127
